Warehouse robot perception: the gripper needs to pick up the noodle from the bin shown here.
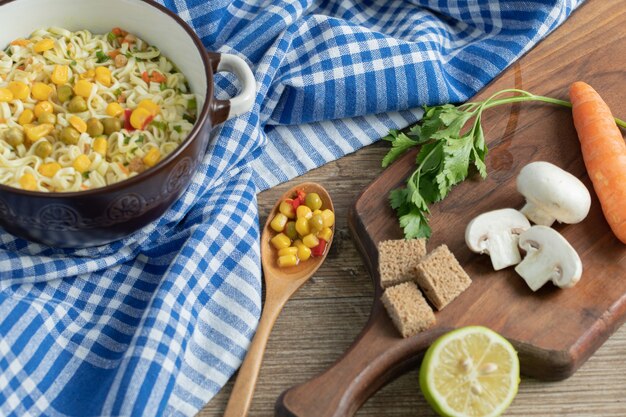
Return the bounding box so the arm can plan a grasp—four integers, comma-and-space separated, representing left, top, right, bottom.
0, 27, 197, 192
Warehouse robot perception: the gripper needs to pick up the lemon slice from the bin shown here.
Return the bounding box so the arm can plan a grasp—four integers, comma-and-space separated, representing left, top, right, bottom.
419, 326, 520, 417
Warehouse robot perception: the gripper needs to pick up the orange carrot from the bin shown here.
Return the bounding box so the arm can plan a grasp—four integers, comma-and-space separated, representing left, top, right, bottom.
10, 39, 30, 46
149, 71, 167, 83
570, 81, 626, 243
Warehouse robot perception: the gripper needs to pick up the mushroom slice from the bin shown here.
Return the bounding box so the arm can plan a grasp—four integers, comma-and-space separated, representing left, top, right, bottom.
465, 209, 531, 271
516, 161, 591, 226
515, 225, 582, 291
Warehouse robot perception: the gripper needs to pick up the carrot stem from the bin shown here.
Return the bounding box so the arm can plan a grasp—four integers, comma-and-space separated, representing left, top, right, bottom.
462, 88, 626, 129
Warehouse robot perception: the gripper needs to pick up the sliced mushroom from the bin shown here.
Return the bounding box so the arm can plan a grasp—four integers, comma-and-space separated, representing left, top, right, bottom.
516, 161, 591, 226
465, 208, 531, 271
515, 225, 582, 291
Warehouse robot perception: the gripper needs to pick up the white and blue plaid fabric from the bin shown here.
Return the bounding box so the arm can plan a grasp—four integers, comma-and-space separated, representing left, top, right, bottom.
0, 1, 582, 415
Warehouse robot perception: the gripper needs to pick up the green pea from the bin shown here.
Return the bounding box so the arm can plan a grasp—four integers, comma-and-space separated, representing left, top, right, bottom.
35, 140, 53, 158
57, 84, 73, 103
37, 112, 57, 125
4, 127, 24, 147
68, 96, 87, 113
60, 126, 80, 145
284, 221, 298, 240
102, 117, 122, 135
305, 192, 322, 211
309, 214, 324, 232
86, 118, 104, 137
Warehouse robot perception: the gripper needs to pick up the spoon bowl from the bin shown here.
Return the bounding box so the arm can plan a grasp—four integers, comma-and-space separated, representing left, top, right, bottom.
224, 182, 334, 417
260, 182, 335, 282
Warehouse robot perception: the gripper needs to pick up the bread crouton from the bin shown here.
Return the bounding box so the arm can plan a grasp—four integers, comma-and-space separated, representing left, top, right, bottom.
378, 239, 427, 288
381, 282, 436, 338
414, 244, 471, 310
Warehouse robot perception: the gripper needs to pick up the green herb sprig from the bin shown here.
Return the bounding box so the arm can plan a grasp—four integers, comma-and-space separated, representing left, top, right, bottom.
384, 88, 626, 239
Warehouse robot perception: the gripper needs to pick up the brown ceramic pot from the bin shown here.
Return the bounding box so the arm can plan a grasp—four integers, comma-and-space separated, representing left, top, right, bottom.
0, 0, 256, 247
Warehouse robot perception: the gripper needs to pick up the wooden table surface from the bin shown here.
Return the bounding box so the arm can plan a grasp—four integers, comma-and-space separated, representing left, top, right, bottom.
199, 2, 626, 415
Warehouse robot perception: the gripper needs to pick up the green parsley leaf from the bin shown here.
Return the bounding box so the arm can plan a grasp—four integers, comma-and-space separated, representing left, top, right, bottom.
381, 130, 419, 168
107, 32, 117, 44
187, 97, 197, 111
173, 125, 182, 133
149, 120, 167, 131
96, 50, 110, 63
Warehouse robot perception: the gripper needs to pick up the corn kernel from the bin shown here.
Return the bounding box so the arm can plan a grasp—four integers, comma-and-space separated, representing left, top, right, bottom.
130, 107, 152, 129
18, 109, 35, 125
19, 173, 37, 191
34, 101, 54, 117
106, 102, 124, 117
277, 254, 298, 268
296, 205, 312, 220
33, 38, 54, 53
73, 154, 91, 173
74, 80, 93, 98
317, 227, 333, 242
79, 69, 95, 80
271, 233, 291, 250
138, 99, 160, 116
68, 116, 87, 133
50, 65, 69, 85
321, 209, 335, 228
8, 81, 30, 100
95, 66, 112, 87
294, 240, 311, 261
0, 88, 13, 102
93, 136, 108, 156
295, 217, 310, 236
278, 247, 298, 257
270, 213, 288, 232
279, 200, 295, 219
302, 233, 319, 248
38, 162, 62, 178
24, 123, 54, 142
32, 82, 53, 100
143, 147, 161, 167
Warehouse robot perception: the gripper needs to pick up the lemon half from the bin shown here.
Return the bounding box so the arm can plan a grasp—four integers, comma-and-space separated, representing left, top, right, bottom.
419, 326, 520, 417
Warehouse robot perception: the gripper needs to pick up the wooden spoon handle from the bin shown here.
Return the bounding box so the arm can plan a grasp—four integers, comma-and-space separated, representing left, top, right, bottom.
276, 310, 449, 417
224, 295, 285, 417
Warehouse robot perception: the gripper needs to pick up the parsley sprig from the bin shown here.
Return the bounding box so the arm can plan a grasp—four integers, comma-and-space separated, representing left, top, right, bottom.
383, 88, 598, 239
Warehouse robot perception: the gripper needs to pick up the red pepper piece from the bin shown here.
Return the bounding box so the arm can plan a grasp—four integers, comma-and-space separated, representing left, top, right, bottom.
311, 239, 327, 257
142, 115, 155, 130
290, 198, 301, 210
295, 189, 306, 205
141, 71, 150, 84
123, 108, 135, 131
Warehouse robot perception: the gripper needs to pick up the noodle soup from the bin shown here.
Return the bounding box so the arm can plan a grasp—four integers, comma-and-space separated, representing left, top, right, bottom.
0, 27, 197, 192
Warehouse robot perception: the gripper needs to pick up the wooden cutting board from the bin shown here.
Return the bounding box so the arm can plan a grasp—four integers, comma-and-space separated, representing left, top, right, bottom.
276, 2, 626, 416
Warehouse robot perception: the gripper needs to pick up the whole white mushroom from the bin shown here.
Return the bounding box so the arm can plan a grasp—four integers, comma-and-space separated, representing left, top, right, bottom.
516, 161, 591, 226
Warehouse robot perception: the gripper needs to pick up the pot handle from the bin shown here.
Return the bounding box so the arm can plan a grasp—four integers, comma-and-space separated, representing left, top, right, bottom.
206, 51, 256, 125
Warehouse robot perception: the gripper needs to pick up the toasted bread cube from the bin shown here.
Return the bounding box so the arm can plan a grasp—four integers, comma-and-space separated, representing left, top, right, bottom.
381, 282, 436, 338
414, 244, 471, 310
378, 239, 427, 288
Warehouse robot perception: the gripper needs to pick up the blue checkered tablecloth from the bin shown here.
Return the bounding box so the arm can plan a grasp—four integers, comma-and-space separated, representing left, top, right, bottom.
0, 1, 582, 415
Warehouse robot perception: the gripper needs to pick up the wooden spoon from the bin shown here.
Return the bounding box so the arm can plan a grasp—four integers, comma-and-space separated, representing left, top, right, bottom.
223, 182, 335, 417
